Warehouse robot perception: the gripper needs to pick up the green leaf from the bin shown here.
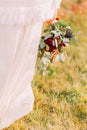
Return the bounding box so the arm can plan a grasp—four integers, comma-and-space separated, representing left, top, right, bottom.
39, 40, 45, 49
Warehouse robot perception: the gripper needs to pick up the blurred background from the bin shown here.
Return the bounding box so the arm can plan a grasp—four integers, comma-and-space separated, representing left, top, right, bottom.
4, 0, 87, 130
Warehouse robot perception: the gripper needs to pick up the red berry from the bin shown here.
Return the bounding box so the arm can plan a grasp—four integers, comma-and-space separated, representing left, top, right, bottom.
55, 18, 60, 21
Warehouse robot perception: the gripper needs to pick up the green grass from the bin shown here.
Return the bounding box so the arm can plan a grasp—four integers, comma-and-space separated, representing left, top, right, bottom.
4, 1, 87, 130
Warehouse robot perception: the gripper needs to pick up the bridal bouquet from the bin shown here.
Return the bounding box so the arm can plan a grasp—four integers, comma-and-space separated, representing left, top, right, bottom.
37, 18, 74, 74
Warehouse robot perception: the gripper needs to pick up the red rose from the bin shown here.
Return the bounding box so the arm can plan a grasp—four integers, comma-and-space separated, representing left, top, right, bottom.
44, 37, 57, 52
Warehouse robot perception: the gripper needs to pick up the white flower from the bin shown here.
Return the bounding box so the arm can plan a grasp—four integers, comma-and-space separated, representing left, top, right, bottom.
60, 53, 65, 62
63, 38, 69, 43
42, 57, 50, 65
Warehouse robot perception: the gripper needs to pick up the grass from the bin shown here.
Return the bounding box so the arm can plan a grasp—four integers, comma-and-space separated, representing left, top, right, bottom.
4, 0, 87, 130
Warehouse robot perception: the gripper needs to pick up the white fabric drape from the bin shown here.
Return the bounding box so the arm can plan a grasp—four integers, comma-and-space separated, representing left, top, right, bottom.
0, 0, 61, 129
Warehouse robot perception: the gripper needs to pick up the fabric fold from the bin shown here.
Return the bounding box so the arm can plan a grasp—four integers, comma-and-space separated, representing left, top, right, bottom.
0, 0, 48, 6
0, 0, 62, 24
0, 0, 62, 129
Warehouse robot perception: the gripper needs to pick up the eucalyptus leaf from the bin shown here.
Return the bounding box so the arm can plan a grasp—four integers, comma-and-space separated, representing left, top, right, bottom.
44, 52, 51, 59
54, 54, 60, 62
42, 57, 50, 65
60, 53, 65, 62
63, 38, 69, 43
44, 33, 53, 40
39, 40, 45, 49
